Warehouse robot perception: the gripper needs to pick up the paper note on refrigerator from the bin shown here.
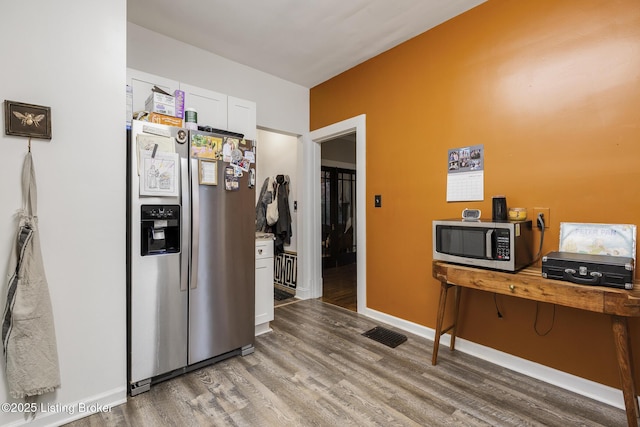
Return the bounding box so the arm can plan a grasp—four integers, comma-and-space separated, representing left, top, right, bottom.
139, 151, 180, 197
136, 134, 175, 175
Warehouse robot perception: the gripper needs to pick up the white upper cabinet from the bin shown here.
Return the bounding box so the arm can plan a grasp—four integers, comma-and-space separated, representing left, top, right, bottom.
127, 69, 256, 139
228, 96, 257, 140
127, 68, 180, 114
180, 83, 228, 131
181, 86, 256, 140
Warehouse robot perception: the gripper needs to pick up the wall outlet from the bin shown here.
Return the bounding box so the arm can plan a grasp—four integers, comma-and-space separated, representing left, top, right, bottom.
533, 207, 550, 229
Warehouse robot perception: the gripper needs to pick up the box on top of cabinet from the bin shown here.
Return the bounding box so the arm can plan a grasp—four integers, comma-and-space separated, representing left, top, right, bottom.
147, 112, 183, 127
145, 92, 175, 117
174, 90, 185, 119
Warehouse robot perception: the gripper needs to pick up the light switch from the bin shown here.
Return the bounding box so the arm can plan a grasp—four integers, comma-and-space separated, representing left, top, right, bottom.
374, 195, 382, 208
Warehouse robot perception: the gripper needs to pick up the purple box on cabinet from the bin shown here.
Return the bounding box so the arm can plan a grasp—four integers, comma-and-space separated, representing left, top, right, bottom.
174, 90, 185, 119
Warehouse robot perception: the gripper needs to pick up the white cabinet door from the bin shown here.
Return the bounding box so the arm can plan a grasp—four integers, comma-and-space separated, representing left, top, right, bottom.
255, 257, 274, 327
228, 96, 257, 140
255, 239, 274, 333
127, 68, 180, 114
180, 83, 227, 130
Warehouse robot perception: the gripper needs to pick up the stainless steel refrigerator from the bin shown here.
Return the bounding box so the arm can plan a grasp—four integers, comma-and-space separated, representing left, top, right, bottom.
127, 120, 255, 396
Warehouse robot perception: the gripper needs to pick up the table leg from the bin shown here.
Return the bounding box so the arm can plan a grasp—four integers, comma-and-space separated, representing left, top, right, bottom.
449, 285, 462, 352
611, 315, 639, 427
432, 282, 449, 365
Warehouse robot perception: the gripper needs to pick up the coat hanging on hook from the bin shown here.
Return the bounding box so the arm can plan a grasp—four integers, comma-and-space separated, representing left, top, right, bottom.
255, 175, 292, 255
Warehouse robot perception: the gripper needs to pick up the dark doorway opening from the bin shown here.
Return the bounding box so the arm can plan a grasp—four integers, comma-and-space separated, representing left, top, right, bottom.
321, 166, 356, 268
321, 163, 357, 311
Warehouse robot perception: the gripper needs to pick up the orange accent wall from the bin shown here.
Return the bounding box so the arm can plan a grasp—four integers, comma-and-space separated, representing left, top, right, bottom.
310, 0, 640, 390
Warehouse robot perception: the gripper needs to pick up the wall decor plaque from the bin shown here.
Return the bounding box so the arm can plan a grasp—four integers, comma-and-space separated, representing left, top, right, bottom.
4, 100, 52, 140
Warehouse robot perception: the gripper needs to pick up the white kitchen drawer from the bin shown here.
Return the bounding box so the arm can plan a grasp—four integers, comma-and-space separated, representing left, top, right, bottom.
255, 240, 274, 259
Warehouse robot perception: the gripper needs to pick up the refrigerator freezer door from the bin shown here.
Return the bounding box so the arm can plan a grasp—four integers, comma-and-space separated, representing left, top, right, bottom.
130, 252, 187, 382
188, 152, 256, 365
129, 121, 189, 384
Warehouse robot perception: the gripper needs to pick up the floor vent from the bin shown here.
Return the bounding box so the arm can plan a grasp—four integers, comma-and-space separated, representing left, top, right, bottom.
362, 326, 407, 348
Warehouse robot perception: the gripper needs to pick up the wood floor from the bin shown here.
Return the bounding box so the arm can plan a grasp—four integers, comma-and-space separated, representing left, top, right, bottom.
321, 262, 357, 311
65, 299, 627, 427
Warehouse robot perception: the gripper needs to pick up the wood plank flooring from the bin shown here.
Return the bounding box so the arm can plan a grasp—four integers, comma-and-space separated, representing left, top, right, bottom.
65, 299, 627, 426
321, 263, 357, 311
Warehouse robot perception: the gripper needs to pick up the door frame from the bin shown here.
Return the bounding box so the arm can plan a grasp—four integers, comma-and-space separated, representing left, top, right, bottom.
300, 115, 366, 313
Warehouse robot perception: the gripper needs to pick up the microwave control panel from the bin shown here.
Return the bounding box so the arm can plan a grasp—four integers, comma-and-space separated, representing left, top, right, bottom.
495, 228, 510, 260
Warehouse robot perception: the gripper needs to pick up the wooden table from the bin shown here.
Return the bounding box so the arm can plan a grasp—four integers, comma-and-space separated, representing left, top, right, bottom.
431, 260, 640, 427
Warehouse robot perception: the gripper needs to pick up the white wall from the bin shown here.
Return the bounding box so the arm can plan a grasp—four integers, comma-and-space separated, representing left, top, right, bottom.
256, 130, 299, 253
127, 23, 309, 136
0, 1, 127, 426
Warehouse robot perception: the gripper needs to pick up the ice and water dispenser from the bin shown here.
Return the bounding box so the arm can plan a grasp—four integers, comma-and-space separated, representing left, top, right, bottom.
140, 205, 181, 256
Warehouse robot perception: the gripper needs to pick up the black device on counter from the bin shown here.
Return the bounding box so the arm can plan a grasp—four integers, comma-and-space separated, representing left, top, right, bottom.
542, 251, 634, 289
433, 219, 534, 272
492, 196, 507, 221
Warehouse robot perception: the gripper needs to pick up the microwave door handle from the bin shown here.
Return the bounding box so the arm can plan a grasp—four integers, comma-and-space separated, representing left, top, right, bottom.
486, 229, 494, 259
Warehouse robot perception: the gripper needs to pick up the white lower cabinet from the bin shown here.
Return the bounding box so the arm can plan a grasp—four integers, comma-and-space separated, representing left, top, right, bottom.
255, 238, 274, 335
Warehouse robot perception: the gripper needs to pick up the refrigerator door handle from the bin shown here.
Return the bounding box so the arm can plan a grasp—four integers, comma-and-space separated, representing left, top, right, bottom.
190, 158, 200, 290
180, 157, 190, 292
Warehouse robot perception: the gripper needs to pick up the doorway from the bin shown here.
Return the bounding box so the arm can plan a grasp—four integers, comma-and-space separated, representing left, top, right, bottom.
255, 129, 299, 307
306, 115, 366, 313
320, 135, 357, 311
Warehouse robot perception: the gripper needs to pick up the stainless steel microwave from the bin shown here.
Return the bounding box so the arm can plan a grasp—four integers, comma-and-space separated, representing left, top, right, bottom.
433, 219, 534, 272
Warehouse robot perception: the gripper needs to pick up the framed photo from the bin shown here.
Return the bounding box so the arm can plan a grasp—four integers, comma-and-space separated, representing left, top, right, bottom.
199, 158, 218, 185
4, 100, 52, 140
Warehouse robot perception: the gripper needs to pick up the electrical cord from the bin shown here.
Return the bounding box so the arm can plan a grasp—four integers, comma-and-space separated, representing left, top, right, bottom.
533, 212, 545, 262
532, 212, 555, 334
493, 293, 503, 318
534, 302, 556, 336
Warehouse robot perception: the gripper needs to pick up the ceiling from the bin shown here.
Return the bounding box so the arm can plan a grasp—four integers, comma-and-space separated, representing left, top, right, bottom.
127, 0, 486, 88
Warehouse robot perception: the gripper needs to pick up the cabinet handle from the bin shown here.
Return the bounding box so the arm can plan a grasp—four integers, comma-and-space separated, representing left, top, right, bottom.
509, 284, 516, 292
258, 249, 263, 254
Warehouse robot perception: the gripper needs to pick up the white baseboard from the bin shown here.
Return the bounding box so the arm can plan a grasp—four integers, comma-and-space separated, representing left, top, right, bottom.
294, 283, 313, 300
4, 386, 127, 427
255, 322, 273, 336
360, 306, 626, 411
